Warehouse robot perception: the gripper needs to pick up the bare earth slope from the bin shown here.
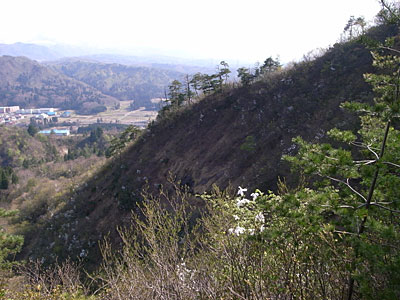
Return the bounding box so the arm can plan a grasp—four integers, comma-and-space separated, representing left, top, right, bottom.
21, 24, 399, 265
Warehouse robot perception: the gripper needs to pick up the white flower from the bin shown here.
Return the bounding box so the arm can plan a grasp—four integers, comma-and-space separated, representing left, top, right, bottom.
248, 228, 255, 235
79, 249, 87, 258
233, 214, 240, 220
237, 186, 247, 197
255, 212, 265, 223
260, 225, 265, 232
236, 198, 251, 207
235, 226, 246, 235
250, 192, 259, 201
228, 226, 246, 236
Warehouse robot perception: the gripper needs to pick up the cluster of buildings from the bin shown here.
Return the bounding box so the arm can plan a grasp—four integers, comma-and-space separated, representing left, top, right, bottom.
0, 106, 25, 124
0, 106, 73, 136
0, 106, 71, 126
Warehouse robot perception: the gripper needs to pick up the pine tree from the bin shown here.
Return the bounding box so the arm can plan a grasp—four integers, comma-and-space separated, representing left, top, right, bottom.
0, 169, 8, 190
284, 47, 400, 299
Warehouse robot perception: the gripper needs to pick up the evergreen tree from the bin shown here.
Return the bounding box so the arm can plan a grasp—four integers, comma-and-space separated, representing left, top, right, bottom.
106, 126, 139, 159
168, 80, 185, 107
283, 47, 400, 299
217, 61, 231, 90
0, 208, 23, 271
190, 73, 203, 96
27, 124, 38, 137
11, 172, 18, 185
237, 67, 254, 86
0, 169, 8, 190
259, 56, 281, 75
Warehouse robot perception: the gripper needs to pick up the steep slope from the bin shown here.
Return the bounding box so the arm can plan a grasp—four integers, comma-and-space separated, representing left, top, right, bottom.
0, 56, 119, 114
20, 24, 399, 263
0, 125, 55, 168
49, 60, 183, 109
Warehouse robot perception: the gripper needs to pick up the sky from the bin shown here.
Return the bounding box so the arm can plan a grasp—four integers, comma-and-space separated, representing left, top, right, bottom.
0, 0, 382, 64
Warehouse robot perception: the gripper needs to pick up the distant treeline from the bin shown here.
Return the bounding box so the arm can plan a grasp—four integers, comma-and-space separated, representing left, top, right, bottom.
77, 123, 129, 134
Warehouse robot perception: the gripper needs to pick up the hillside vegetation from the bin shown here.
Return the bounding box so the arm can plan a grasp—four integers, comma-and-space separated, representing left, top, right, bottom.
2, 3, 400, 299
18, 19, 398, 261
50, 60, 184, 109
0, 56, 119, 114
0, 125, 126, 276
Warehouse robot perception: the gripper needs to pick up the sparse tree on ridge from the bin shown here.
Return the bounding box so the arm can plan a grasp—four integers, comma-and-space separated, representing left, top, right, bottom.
190, 73, 203, 96
217, 61, 231, 90
237, 67, 254, 86
184, 74, 194, 104
259, 56, 281, 75
342, 16, 367, 41
168, 80, 185, 107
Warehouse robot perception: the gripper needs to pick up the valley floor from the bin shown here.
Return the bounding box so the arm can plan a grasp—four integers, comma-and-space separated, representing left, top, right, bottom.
67, 101, 158, 127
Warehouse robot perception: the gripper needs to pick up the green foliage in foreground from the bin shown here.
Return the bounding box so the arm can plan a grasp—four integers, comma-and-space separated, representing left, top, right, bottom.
0, 208, 23, 284
283, 48, 400, 298
5, 171, 398, 299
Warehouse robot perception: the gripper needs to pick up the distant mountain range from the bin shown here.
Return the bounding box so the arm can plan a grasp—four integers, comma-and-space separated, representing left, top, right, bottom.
0, 42, 224, 71
0, 42, 63, 61
0, 42, 244, 112
0, 56, 118, 114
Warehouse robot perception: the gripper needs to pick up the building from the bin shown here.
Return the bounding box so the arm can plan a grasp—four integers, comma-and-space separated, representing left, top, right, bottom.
39, 108, 54, 113
0, 106, 20, 113
16, 108, 55, 114
39, 129, 70, 136
30, 114, 51, 125
16, 109, 34, 114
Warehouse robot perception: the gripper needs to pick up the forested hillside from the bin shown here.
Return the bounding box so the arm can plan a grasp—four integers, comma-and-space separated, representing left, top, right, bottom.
0, 56, 119, 114
50, 60, 184, 109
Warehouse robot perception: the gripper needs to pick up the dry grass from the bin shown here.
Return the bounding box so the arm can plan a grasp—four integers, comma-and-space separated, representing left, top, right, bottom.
65, 101, 157, 126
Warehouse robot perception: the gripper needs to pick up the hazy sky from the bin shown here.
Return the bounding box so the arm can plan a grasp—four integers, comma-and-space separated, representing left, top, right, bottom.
1, 0, 382, 63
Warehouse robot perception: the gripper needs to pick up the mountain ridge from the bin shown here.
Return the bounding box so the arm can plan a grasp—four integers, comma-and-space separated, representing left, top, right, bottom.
0, 55, 118, 114
20, 23, 399, 264
48, 60, 185, 109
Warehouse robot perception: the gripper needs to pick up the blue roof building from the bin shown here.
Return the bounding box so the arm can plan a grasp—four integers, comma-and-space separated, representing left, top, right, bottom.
39, 129, 70, 136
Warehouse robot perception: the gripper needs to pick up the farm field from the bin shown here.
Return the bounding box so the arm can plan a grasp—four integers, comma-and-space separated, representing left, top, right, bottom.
65, 101, 158, 127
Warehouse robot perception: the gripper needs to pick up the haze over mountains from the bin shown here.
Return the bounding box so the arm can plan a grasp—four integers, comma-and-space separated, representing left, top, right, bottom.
0, 42, 247, 112
0, 42, 226, 70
